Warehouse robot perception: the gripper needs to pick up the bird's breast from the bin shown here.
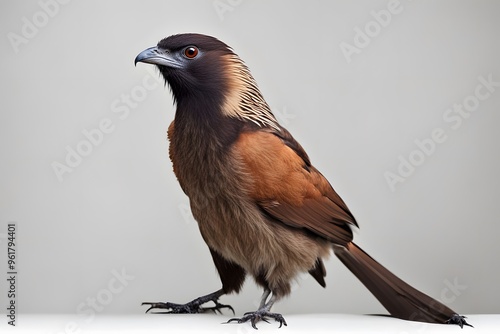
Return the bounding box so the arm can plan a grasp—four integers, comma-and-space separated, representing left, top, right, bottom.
167, 120, 330, 284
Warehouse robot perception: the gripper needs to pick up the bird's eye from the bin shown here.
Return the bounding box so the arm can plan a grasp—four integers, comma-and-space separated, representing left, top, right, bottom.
184, 46, 199, 59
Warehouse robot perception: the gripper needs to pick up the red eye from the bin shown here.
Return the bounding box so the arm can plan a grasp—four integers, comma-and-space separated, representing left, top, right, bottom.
184, 46, 199, 59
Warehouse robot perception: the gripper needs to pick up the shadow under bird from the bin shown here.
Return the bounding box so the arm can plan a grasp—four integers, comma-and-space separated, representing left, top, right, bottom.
134, 33, 471, 329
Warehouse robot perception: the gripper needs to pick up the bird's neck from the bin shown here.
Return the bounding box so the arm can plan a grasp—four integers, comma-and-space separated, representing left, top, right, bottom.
174, 99, 243, 151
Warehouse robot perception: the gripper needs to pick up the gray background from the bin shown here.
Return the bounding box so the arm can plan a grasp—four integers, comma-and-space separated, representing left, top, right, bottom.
1, 0, 499, 321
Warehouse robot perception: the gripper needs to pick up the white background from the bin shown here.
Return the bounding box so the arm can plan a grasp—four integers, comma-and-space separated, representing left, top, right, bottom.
1, 0, 499, 326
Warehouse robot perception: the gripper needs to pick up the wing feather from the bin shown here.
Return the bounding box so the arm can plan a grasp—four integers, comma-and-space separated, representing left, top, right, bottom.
233, 129, 357, 246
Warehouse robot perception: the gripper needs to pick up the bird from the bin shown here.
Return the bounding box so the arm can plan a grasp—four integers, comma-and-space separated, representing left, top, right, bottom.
134, 33, 471, 329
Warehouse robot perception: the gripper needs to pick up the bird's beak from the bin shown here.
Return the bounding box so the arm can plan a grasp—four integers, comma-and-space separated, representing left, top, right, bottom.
134, 46, 181, 68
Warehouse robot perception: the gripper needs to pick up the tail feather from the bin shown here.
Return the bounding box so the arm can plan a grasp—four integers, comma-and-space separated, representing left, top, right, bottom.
333, 242, 469, 326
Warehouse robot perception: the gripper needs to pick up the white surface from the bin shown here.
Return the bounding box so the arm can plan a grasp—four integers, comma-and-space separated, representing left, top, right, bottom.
1, 0, 500, 317
1, 314, 498, 334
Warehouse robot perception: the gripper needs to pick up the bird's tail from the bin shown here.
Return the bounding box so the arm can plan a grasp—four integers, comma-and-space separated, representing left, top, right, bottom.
333, 242, 470, 327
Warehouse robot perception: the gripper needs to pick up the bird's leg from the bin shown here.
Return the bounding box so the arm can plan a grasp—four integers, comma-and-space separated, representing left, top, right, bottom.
227, 290, 287, 329
258, 288, 272, 309
142, 288, 234, 315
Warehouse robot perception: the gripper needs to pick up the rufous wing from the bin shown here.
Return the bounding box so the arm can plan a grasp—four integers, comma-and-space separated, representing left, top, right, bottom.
233, 130, 358, 246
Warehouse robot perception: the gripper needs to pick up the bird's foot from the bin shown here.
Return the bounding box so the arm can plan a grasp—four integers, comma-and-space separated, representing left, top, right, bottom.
446, 314, 473, 328
142, 290, 233, 315
227, 309, 287, 329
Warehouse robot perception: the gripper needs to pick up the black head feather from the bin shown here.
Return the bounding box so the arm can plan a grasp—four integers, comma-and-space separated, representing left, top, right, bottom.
151, 34, 234, 106
135, 33, 279, 130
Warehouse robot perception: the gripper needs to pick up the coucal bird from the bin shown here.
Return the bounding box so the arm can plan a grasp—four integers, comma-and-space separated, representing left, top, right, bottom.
135, 33, 470, 329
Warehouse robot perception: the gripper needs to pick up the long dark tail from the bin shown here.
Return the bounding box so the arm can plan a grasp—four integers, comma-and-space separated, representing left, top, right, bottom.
333, 242, 471, 327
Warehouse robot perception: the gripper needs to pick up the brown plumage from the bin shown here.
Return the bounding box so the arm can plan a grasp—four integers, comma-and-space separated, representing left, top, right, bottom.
135, 33, 470, 329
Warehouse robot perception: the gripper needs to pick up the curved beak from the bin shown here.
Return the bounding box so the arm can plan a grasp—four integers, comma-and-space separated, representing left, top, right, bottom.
134, 46, 181, 68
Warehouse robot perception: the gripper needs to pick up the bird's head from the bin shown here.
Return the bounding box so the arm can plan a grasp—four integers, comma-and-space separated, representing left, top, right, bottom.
135, 33, 279, 130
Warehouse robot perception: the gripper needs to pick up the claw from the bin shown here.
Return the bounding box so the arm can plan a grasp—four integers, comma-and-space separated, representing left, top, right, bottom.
204, 301, 235, 315
142, 302, 166, 314
227, 310, 287, 329
251, 318, 259, 330
142, 290, 233, 315
446, 314, 473, 328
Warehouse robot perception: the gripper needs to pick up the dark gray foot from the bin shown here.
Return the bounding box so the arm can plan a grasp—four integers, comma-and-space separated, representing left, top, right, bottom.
142, 289, 233, 315
446, 314, 473, 328
227, 309, 287, 329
